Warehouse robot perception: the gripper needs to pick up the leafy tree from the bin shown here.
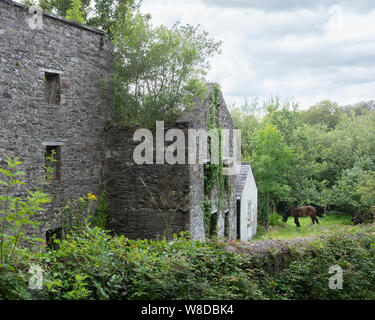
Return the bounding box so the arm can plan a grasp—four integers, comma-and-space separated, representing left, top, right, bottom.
87, 0, 141, 36
234, 93, 375, 220
26, 0, 134, 29
39, 0, 91, 20
36, 0, 54, 11
357, 172, 375, 209
299, 100, 340, 130
316, 112, 375, 187
65, 0, 85, 23
284, 122, 330, 205
342, 100, 375, 117
330, 157, 375, 214
251, 124, 295, 227
231, 101, 259, 160
112, 11, 222, 128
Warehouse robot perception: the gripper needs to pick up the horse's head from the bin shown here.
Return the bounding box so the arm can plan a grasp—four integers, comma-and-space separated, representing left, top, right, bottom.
282, 207, 292, 222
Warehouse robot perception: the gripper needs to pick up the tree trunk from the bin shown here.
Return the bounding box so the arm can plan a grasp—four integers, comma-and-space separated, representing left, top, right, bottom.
265, 193, 270, 230
271, 196, 277, 213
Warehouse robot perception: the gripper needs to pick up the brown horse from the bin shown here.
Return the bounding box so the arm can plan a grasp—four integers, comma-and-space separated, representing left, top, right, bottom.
282, 206, 319, 227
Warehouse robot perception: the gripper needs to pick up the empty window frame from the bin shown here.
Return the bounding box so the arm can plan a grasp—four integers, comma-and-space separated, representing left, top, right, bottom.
46, 227, 62, 250
45, 146, 61, 180
44, 72, 60, 105
224, 211, 230, 237
209, 211, 218, 236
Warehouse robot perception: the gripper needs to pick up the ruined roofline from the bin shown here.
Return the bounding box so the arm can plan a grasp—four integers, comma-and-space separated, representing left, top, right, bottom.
3, 0, 107, 36
175, 82, 237, 128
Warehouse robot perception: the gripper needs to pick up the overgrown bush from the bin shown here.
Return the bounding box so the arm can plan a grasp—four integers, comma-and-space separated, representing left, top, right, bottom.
251, 230, 375, 299
269, 213, 283, 227
2, 224, 375, 300
1, 155, 375, 300
0, 156, 51, 264
39, 228, 263, 300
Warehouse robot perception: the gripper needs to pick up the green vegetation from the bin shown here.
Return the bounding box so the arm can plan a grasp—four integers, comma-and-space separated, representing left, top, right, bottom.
2, 223, 375, 300
0, 156, 51, 264
111, 13, 221, 128
232, 98, 375, 227
23, 0, 221, 129
253, 226, 375, 300
254, 213, 353, 240
1, 157, 375, 300
250, 123, 294, 228
64, 0, 85, 23
202, 85, 230, 237
13, 0, 375, 301
24, 0, 138, 31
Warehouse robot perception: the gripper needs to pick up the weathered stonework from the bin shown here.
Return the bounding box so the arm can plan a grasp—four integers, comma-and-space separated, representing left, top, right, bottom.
105, 124, 191, 239
1, 1, 256, 242
105, 84, 239, 240
0, 0, 113, 237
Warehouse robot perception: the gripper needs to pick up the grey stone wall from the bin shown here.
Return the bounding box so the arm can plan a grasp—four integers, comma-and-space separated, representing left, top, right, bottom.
105, 124, 190, 239
178, 84, 238, 240
105, 84, 238, 241
0, 1, 238, 242
0, 0, 113, 237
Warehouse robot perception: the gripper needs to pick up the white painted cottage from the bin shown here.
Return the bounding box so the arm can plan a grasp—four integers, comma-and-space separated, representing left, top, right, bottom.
236, 163, 258, 241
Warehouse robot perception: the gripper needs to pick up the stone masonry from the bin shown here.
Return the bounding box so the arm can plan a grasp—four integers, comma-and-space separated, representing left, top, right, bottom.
1, 1, 248, 242
0, 0, 113, 238
105, 84, 238, 240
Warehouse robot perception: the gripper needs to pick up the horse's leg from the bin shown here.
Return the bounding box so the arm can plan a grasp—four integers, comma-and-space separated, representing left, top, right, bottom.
311, 213, 319, 224
294, 217, 300, 227
312, 209, 319, 224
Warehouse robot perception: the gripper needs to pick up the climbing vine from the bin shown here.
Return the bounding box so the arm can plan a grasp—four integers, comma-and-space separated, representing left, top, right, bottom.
202, 85, 231, 237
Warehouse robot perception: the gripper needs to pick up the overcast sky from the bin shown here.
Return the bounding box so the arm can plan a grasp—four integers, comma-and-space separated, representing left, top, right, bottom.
141, 0, 375, 109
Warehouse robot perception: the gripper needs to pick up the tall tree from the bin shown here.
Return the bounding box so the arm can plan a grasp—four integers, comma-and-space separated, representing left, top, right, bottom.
251, 124, 295, 227
87, 0, 141, 35
299, 100, 340, 130
231, 101, 260, 160
112, 11, 222, 128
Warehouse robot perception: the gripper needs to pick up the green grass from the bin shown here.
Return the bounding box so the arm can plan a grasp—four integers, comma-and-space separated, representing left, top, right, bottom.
252, 213, 354, 241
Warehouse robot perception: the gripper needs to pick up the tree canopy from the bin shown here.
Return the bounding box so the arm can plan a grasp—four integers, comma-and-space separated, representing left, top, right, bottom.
111, 11, 221, 128
232, 98, 375, 225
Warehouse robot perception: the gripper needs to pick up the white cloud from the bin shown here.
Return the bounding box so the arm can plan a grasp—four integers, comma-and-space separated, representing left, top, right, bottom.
141, 0, 375, 109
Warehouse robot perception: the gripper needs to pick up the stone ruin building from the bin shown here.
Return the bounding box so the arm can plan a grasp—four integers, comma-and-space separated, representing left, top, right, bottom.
0, 0, 258, 242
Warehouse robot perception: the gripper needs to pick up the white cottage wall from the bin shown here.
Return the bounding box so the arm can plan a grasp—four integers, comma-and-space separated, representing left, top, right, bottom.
240, 167, 258, 241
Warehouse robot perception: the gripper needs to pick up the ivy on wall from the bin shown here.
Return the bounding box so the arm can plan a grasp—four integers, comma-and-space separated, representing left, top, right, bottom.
202, 85, 231, 237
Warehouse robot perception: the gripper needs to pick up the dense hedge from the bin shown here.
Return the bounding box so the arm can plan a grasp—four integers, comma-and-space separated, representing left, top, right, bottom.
249, 231, 375, 299
1, 226, 375, 300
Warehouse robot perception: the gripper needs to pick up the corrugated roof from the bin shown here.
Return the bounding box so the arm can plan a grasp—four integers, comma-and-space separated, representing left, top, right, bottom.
236, 163, 251, 196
